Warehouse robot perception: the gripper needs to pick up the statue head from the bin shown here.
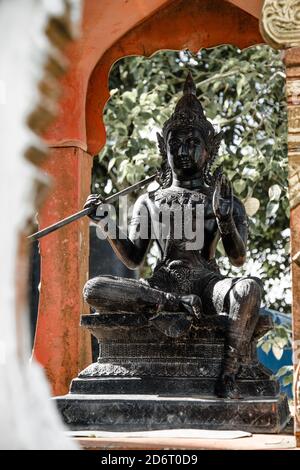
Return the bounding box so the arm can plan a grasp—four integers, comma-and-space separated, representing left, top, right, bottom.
157, 72, 223, 187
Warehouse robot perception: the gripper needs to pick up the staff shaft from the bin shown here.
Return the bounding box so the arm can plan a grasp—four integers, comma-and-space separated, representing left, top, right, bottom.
28, 173, 157, 242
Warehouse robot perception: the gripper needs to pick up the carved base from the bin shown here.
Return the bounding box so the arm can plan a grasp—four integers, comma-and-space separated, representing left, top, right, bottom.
70, 371, 279, 397
54, 393, 290, 433
54, 312, 290, 433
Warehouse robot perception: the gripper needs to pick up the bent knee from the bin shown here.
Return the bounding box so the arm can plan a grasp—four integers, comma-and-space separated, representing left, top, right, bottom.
234, 277, 262, 302
83, 275, 119, 303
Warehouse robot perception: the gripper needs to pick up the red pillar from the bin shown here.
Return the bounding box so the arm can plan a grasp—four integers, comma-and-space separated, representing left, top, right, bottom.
285, 48, 300, 447
33, 147, 92, 396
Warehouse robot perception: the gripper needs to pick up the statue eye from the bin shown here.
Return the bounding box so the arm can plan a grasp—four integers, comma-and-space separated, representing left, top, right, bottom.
188, 138, 200, 146
169, 139, 180, 148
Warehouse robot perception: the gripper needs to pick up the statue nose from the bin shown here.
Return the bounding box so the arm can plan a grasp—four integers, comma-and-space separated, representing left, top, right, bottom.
179, 142, 189, 156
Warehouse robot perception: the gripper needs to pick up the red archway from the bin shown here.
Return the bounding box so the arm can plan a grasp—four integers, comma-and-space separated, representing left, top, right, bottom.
33, 0, 264, 395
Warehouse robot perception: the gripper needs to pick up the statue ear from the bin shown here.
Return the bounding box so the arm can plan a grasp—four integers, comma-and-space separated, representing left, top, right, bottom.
156, 132, 167, 158
211, 131, 223, 156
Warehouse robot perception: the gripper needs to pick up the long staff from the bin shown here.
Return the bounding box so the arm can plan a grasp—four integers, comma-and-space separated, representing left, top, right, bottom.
28, 173, 157, 242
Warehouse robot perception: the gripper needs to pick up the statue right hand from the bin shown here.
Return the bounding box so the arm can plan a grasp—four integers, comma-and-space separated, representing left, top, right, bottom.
84, 194, 105, 221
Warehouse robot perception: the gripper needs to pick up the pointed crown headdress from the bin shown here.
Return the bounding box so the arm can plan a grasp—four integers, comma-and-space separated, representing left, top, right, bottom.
157, 72, 223, 188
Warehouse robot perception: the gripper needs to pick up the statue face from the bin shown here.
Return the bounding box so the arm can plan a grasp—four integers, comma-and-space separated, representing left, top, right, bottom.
167, 128, 208, 177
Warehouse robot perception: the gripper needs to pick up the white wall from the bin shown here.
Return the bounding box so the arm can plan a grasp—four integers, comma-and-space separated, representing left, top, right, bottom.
0, 0, 81, 450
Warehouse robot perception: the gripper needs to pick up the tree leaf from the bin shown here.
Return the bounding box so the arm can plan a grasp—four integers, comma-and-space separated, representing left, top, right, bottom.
272, 345, 283, 360
244, 197, 260, 217
282, 374, 293, 386
268, 184, 282, 201
236, 75, 247, 98
261, 342, 271, 355
275, 365, 292, 378
233, 179, 246, 194
266, 201, 279, 219
107, 157, 116, 172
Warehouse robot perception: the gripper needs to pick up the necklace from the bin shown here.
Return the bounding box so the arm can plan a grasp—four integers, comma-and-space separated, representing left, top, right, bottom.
153, 186, 207, 207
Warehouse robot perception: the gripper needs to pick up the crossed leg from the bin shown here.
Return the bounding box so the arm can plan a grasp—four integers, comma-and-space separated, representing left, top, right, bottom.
83, 275, 202, 318
84, 274, 262, 398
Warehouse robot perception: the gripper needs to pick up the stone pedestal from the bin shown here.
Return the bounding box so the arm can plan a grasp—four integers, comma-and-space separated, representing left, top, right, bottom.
54, 311, 290, 433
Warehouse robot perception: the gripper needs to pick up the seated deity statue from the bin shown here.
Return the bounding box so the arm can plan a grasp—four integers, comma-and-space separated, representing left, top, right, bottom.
83, 73, 263, 399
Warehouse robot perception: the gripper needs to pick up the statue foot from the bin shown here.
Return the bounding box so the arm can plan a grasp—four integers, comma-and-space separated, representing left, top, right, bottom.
215, 373, 242, 399
148, 294, 203, 338
180, 294, 203, 319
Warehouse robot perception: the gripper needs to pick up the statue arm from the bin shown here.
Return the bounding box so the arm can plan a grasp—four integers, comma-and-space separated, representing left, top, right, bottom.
218, 197, 247, 267
97, 194, 151, 270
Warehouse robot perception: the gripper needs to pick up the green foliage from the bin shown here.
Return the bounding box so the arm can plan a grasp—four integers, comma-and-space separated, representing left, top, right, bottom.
257, 324, 291, 360
257, 323, 293, 385
92, 45, 290, 315
275, 365, 294, 386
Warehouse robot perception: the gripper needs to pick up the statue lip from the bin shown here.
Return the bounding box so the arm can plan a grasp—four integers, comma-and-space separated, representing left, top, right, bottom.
175, 155, 194, 169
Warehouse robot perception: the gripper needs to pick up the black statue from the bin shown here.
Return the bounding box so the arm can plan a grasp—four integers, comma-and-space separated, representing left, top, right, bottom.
83, 73, 262, 399
55, 73, 289, 433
